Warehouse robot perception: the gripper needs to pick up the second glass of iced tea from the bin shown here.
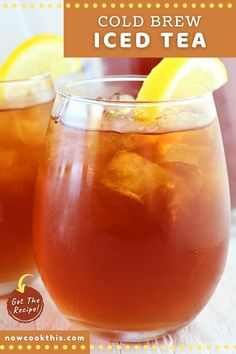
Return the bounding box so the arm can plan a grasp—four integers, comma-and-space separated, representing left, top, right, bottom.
0, 74, 54, 296
34, 77, 230, 341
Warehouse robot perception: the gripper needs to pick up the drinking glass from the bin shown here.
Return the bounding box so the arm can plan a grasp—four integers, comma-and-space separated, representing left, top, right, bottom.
0, 73, 55, 296
33, 76, 230, 341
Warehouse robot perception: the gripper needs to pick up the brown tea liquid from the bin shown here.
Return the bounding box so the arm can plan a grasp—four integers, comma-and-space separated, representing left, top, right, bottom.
0, 100, 52, 290
34, 118, 230, 331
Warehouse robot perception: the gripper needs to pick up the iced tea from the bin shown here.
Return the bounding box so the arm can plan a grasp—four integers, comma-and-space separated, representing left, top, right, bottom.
34, 78, 230, 341
0, 75, 54, 295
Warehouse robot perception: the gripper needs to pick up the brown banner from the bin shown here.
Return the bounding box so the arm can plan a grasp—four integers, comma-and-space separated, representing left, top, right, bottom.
64, 0, 235, 57
0, 331, 90, 354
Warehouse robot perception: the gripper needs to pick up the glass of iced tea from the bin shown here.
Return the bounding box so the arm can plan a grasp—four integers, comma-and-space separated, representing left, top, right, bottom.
0, 73, 55, 296
34, 77, 230, 341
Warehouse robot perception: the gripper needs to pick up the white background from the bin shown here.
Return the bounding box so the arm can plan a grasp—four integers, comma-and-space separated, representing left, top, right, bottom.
0, 0, 62, 63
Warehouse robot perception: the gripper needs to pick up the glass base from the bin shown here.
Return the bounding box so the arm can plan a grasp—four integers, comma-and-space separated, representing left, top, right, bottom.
67, 316, 189, 342
89, 328, 167, 342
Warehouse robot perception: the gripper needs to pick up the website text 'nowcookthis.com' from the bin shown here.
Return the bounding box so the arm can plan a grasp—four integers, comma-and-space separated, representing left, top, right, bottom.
0, 331, 90, 351
4, 333, 85, 343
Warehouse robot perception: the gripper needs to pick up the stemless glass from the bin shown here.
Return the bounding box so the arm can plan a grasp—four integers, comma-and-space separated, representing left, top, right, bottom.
0, 74, 55, 296
34, 76, 230, 342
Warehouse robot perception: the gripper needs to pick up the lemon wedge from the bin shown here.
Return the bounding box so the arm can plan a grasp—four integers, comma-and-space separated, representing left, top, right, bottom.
136, 58, 228, 122
0, 34, 81, 80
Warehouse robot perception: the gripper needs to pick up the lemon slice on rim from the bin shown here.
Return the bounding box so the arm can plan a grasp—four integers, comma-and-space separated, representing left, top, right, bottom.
136, 58, 228, 122
0, 34, 81, 81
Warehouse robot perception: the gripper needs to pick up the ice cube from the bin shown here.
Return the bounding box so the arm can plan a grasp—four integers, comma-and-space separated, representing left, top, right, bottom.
167, 179, 195, 221
165, 159, 204, 221
103, 93, 135, 122
108, 93, 135, 102
0, 112, 23, 148
181, 127, 214, 147
96, 133, 136, 158
17, 106, 48, 147
102, 152, 167, 202
161, 144, 201, 166
157, 109, 209, 133
158, 143, 207, 221
160, 143, 211, 174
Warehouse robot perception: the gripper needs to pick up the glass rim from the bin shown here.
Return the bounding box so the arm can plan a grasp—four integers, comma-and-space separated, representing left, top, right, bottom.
0, 72, 52, 86
58, 75, 214, 107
